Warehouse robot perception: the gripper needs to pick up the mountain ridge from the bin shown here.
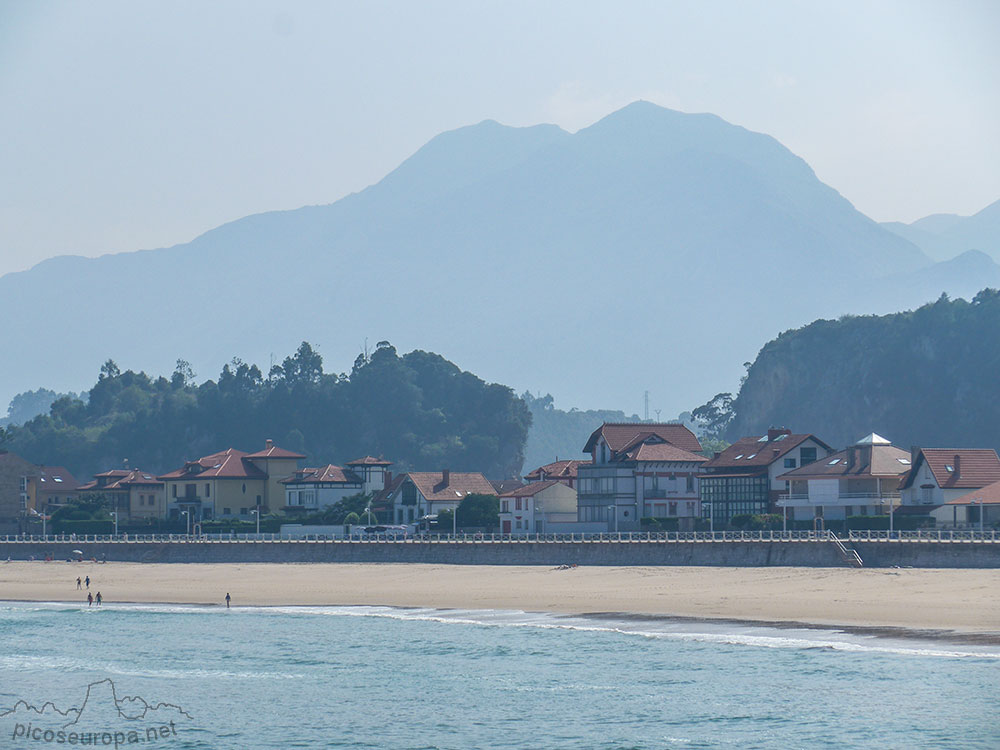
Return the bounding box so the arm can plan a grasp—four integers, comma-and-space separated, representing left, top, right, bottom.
1, 102, 992, 414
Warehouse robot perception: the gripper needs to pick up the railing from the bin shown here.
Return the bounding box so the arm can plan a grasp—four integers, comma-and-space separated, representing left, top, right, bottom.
778, 492, 901, 504
0, 530, 996, 544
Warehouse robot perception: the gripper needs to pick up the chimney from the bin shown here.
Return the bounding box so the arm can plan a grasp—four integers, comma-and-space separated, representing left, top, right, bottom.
713, 451, 721, 459
385, 470, 392, 487
767, 427, 791, 441
954, 454, 961, 477
265, 439, 274, 450
442, 468, 450, 486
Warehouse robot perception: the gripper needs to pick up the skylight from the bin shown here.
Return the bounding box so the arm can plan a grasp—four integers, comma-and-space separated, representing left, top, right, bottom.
896, 459, 911, 465
53, 477, 63, 482
757, 435, 768, 442
828, 458, 841, 465
946, 465, 955, 472
747, 454, 757, 459
774, 434, 787, 441
734, 455, 744, 460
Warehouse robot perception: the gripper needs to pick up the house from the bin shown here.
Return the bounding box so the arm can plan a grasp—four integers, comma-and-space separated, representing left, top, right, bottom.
384, 469, 496, 526
898, 448, 1000, 521
776, 433, 911, 524
699, 428, 833, 526
499, 480, 577, 534
578, 423, 705, 531
280, 457, 392, 512
0, 451, 79, 532
523, 460, 587, 489
941, 479, 1000, 528
158, 439, 304, 521
77, 468, 163, 521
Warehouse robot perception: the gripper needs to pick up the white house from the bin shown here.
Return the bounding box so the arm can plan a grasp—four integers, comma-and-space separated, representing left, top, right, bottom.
280, 456, 393, 512
699, 428, 833, 526
898, 448, 1000, 526
776, 433, 911, 524
385, 469, 496, 526
577, 423, 706, 531
499, 480, 577, 534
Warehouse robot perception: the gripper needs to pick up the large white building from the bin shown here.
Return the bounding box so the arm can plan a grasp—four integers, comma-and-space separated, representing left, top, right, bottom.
776, 433, 910, 524
577, 423, 706, 531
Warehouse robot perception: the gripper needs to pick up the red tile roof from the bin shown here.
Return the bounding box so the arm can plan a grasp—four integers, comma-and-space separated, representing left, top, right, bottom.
34, 466, 80, 493
280, 464, 363, 485
947, 479, 1000, 505
524, 460, 587, 481
899, 449, 1000, 490
346, 456, 392, 466
158, 449, 268, 480
778, 444, 911, 480
625, 443, 708, 463
702, 433, 832, 470
404, 472, 497, 502
244, 442, 306, 460
583, 423, 702, 455
500, 479, 566, 498
79, 468, 161, 491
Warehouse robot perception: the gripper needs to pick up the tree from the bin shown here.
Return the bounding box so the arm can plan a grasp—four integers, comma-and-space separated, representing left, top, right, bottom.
692, 392, 735, 439
343, 512, 360, 527
99, 359, 121, 380
456, 493, 500, 529
172, 359, 196, 388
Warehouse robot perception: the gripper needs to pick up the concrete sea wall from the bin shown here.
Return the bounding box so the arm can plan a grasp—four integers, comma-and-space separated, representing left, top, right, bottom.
2, 540, 999, 567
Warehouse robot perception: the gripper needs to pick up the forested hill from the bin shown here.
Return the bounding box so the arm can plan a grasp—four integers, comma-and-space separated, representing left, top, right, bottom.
0, 343, 531, 480
722, 289, 1000, 449
521, 392, 637, 471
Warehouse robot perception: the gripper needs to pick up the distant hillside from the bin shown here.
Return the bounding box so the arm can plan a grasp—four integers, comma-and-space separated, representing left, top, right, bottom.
722, 289, 1000, 449
3, 101, 998, 415
882, 199, 1000, 262
521, 392, 636, 472
0, 343, 530, 480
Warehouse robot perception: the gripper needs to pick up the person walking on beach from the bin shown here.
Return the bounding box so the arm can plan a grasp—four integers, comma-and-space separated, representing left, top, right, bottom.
76, 577, 82, 590
225, 593, 231, 609
87, 592, 93, 607
95, 592, 102, 606
85, 575, 90, 589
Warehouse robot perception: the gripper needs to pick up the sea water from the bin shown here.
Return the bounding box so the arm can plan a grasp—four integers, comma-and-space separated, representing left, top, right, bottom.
0, 602, 997, 749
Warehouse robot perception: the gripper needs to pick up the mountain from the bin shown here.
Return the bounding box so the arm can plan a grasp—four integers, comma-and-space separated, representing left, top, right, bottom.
882, 199, 1000, 262
1, 101, 994, 415
723, 289, 1000, 450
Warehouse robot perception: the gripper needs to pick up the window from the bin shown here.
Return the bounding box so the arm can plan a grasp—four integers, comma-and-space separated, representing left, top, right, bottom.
223, 507, 231, 515
205, 483, 211, 498
184, 483, 196, 498
397, 509, 404, 524
784, 458, 796, 468
172, 485, 177, 498
800, 448, 818, 465
242, 483, 247, 494
256, 495, 262, 505
501, 500, 509, 513
402, 483, 417, 505
686, 475, 694, 493
515, 498, 522, 511
240, 508, 249, 515
668, 502, 677, 515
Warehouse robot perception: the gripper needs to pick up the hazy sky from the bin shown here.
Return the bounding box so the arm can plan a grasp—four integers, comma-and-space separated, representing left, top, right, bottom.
2, 0, 998, 277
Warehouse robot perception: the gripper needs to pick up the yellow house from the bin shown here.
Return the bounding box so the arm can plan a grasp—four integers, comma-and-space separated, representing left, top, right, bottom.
77, 469, 165, 521
158, 440, 304, 521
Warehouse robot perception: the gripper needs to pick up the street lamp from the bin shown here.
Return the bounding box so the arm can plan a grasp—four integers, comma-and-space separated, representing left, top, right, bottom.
109, 511, 118, 537
30, 508, 47, 538
180, 510, 190, 536
250, 509, 260, 536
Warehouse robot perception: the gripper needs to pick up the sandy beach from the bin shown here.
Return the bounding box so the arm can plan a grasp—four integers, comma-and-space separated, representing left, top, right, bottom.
1, 562, 998, 638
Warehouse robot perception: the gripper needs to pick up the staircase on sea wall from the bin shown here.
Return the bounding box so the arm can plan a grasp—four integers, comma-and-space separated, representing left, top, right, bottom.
830, 532, 864, 568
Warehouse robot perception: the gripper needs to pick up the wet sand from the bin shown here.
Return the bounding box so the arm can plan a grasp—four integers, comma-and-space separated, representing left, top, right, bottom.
1, 562, 998, 640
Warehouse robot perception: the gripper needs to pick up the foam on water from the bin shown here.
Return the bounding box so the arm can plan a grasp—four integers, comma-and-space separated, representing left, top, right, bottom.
5, 600, 997, 661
